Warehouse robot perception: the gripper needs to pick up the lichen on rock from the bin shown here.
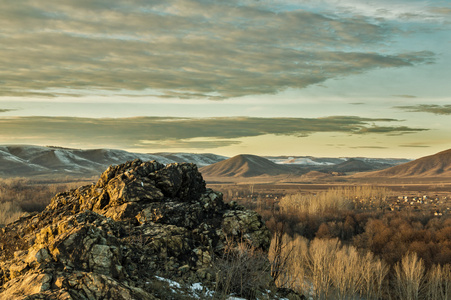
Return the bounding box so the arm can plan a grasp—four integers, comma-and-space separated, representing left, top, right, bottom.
0, 159, 273, 299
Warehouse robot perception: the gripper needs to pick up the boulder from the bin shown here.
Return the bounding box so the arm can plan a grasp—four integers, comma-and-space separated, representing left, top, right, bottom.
0, 159, 272, 299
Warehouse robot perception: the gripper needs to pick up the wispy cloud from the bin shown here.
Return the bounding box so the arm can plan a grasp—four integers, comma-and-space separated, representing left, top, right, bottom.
0, 1, 436, 99
394, 104, 451, 115
429, 7, 451, 16
350, 146, 389, 149
0, 116, 428, 150
393, 95, 417, 98
399, 144, 430, 148
356, 126, 426, 135
0, 109, 15, 113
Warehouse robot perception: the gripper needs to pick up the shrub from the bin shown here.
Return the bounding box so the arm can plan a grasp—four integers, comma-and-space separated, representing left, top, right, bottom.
212, 239, 272, 299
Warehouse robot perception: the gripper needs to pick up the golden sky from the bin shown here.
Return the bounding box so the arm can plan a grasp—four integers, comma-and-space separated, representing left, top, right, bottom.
0, 0, 450, 158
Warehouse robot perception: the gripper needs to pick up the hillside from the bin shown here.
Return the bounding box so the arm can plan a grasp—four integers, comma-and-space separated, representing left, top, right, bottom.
0, 145, 226, 177
332, 158, 374, 173
200, 154, 295, 178
355, 148, 451, 178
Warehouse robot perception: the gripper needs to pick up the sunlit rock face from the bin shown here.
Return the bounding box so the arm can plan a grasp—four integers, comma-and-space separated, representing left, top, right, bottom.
0, 159, 271, 299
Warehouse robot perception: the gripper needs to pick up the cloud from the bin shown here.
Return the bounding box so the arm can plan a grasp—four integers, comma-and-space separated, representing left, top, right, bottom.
0, 116, 428, 150
305, 0, 449, 22
399, 144, 430, 148
139, 138, 241, 149
393, 95, 417, 98
429, 7, 451, 16
355, 126, 427, 135
394, 104, 451, 115
350, 146, 388, 149
0, 0, 436, 99
0, 109, 15, 113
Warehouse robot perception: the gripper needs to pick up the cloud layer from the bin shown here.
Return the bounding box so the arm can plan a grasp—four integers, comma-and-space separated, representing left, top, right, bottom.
0, 0, 437, 99
0, 116, 427, 150
395, 104, 451, 115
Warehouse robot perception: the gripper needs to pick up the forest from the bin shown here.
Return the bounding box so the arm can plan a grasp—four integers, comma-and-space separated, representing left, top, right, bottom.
224, 185, 451, 299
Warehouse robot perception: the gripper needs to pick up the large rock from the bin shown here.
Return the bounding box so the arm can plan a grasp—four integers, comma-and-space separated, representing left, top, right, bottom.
0, 159, 272, 299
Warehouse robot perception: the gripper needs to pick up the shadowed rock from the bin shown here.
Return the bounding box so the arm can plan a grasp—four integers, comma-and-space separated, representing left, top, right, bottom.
0, 159, 271, 299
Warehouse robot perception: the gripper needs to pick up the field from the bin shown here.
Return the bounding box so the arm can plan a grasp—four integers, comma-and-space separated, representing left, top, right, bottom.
209, 179, 451, 214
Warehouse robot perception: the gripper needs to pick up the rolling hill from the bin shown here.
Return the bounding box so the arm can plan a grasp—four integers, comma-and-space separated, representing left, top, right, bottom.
332, 158, 374, 173
199, 154, 296, 178
355, 148, 451, 178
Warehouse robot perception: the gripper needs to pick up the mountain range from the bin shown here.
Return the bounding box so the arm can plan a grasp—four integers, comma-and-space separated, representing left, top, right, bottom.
0, 145, 226, 177
1, 144, 450, 180
200, 149, 451, 181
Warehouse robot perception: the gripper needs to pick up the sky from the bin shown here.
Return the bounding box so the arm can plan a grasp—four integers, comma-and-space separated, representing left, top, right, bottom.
0, 0, 450, 158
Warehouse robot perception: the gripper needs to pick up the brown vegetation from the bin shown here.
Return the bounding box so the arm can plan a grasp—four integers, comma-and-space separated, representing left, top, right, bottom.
212, 239, 272, 299
220, 184, 451, 299
0, 177, 92, 225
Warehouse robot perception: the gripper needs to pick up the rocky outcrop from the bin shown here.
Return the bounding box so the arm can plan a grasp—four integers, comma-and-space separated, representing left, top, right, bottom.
0, 159, 272, 299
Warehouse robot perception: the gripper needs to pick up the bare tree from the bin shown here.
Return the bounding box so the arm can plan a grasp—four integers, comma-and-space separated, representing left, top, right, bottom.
269, 222, 294, 287
426, 264, 451, 300
393, 252, 425, 300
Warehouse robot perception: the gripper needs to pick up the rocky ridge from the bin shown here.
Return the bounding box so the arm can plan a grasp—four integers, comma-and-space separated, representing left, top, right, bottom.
0, 159, 274, 299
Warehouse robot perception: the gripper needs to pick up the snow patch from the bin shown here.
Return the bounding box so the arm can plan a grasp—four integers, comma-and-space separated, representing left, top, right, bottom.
270, 157, 334, 166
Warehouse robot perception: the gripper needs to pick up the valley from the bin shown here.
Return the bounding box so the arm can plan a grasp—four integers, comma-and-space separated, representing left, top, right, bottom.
1, 145, 451, 299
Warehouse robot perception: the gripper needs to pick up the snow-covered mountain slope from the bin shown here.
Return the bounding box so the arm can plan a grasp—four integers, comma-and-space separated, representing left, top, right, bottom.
0, 145, 227, 177
265, 156, 409, 167
0, 145, 411, 178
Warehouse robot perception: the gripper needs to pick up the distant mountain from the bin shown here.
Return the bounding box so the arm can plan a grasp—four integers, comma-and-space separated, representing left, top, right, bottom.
0, 145, 226, 178
0, 144, 418, 179
266, 156, 340, 165
199, 154, 295, 178
266, 156, 409, 168
332, 158, 374, 173
152, 152, 227, 167
355, 148, 451, 178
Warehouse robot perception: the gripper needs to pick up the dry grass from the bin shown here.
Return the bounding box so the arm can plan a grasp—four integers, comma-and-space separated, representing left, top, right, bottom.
0, 201, 25, 226
279, 186, 390, 215
0, 177, 91, 225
